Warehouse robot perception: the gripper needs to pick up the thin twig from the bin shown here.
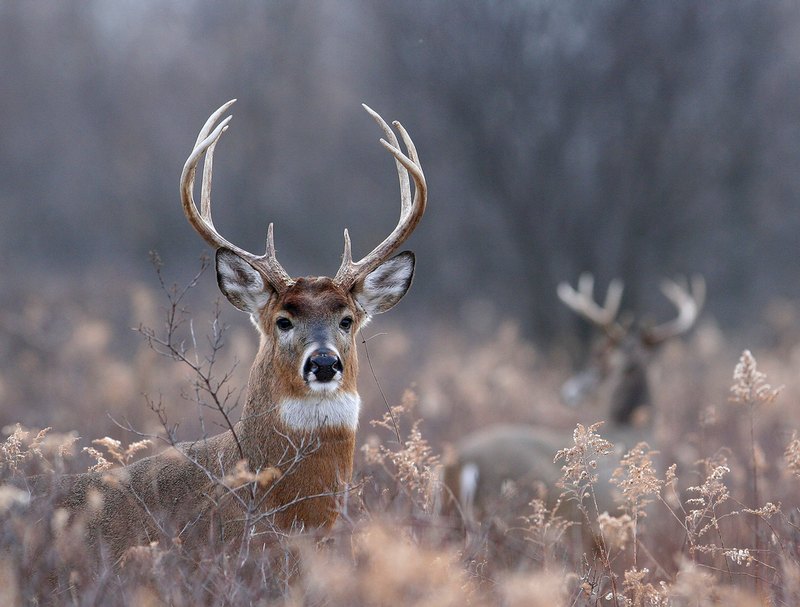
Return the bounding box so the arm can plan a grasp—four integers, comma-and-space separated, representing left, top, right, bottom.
359, 329, 402, 444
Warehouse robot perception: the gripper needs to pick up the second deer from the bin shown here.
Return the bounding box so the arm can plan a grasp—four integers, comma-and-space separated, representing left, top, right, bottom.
443, 274, 704, 534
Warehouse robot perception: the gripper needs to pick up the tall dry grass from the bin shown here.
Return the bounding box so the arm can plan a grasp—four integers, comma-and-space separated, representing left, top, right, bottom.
1, 266, 799, 605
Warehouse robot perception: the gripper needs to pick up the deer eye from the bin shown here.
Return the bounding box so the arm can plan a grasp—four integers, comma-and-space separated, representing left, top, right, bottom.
276, 317, 293, 331
339, 317, 353, 331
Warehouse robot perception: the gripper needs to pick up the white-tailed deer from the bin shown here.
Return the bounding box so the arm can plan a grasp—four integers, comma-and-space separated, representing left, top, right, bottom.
49, 100, 426, 561
443, 274, 704, 535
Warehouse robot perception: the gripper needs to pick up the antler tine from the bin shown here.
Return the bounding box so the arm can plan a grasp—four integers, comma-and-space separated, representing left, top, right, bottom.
180, 100, 293, 292
557, 273, 625, 336
363, 104, 412, 216
691, 274, 706, 311
603, 278, 624, 321
200, 125, 225, 225
334, 105, 427, 289
643, 275, 704, 344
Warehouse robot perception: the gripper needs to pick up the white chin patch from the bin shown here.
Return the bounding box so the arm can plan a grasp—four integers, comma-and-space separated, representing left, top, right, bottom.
279, 392, 361, 432
307, 378, 342, 393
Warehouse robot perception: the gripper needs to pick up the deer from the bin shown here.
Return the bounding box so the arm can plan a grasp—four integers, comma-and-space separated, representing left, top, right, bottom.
42, 100, 426, 563
442, 273, 704, 548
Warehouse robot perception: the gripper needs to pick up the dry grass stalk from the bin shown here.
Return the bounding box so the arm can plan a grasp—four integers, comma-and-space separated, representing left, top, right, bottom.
785, 431, 800, 478
362, 389, 440, 512
729, 349, 782, 598
0, 424, 51, 474
83, 436, 152, 472
521, 498, 574, 566
611, 442, 662, 565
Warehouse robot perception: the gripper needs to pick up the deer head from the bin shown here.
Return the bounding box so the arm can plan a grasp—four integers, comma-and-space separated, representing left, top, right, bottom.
180, 100, 426, 433
558, 273, 704, 426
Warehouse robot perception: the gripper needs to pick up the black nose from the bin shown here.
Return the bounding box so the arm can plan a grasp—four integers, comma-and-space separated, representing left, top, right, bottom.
304, 350, 343, 382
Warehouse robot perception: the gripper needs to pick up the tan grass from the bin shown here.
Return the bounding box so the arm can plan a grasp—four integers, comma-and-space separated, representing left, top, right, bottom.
3, 280, 800, 604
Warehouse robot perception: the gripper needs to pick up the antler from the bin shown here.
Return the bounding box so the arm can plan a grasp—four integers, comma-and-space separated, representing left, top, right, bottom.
180, 100, 293, 293
642, 275, 705, 345
557, 273, 625, 339
333, 105, 427, 290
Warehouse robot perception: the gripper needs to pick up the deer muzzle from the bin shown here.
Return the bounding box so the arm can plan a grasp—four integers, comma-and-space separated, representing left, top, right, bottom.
304, 349, 343, 384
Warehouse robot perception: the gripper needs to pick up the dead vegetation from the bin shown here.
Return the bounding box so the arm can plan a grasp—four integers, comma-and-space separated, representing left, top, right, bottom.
1, 270, 800, 606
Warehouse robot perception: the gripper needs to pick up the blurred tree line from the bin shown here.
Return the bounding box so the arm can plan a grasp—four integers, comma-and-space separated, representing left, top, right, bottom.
1, 1, 799, 344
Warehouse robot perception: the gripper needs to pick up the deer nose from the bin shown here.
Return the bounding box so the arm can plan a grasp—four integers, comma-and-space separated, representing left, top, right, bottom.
304, 349, 343, 383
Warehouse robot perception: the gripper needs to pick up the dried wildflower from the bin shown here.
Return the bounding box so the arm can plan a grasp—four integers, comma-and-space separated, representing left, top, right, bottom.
377, 419, 439, 506
667, 559, 720, 604
660, 463, 683, 509
729, 349, 782, 409
724, 548, 754, 567
0, 425, 28, 473
597, 511, 634, 552
786, 431, 800, 478
555, 422, 613, 502
521, 498, 573, 562
39, 431, 79, 459
742, 501, 781, 518
221, 459, 281, 490
370, 388, 418, 435
83, 447, 113, 472
0, 424, 52, 474
622, 567, 666, 607
611, 442, 662, 520
685, 453, 731, 550
83, 436, 152, 472
362, 394, 440, 511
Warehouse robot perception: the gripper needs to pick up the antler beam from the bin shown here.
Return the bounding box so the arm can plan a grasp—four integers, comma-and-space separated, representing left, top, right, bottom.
642, 275, 705, 345
180, 100, 293, 293
557, 273, 625, 338
333, 105, 427, 290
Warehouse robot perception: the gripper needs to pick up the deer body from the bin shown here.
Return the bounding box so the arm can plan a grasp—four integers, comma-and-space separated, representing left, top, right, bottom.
59, 412, 356, 560
50, 101, 426, 561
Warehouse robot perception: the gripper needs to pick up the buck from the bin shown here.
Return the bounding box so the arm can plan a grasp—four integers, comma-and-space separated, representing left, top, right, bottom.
51, 100, 426, 561
443, 273, 704, 530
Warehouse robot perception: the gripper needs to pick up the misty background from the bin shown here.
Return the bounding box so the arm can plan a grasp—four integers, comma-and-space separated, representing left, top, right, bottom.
2, 1, 800, 353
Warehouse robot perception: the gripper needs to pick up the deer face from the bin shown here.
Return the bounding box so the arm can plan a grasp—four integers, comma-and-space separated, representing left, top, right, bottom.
561, 333, 653, 426
216, 248, 415, 398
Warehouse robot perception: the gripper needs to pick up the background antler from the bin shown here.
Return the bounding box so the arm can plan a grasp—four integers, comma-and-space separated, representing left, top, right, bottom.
180, 99, 293, 293
557, 273, 625, 339
333, 104, 427, 290
642, 275, 705, 345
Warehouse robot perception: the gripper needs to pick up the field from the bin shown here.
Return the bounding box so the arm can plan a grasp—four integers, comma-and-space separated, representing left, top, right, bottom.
1, 263, 799, 606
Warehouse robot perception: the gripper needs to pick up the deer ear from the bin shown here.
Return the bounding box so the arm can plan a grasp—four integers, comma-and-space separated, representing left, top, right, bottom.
352, 251, 415, 316
216, 248, 274, 313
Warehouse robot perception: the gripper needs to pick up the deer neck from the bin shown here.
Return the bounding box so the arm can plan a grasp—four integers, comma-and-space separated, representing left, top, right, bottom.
236, 346, 360, 472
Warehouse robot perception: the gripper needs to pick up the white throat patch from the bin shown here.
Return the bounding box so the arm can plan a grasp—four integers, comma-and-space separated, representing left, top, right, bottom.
279, 392, 361, 432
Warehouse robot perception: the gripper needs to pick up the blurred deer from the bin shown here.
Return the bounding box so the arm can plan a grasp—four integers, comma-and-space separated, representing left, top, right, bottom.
47, 100, 426, 561
443, 274, 704, 533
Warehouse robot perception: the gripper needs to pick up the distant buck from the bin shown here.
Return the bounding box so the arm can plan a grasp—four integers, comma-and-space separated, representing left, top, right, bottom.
443, 273, 704, 526
51, 100, 426, 561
